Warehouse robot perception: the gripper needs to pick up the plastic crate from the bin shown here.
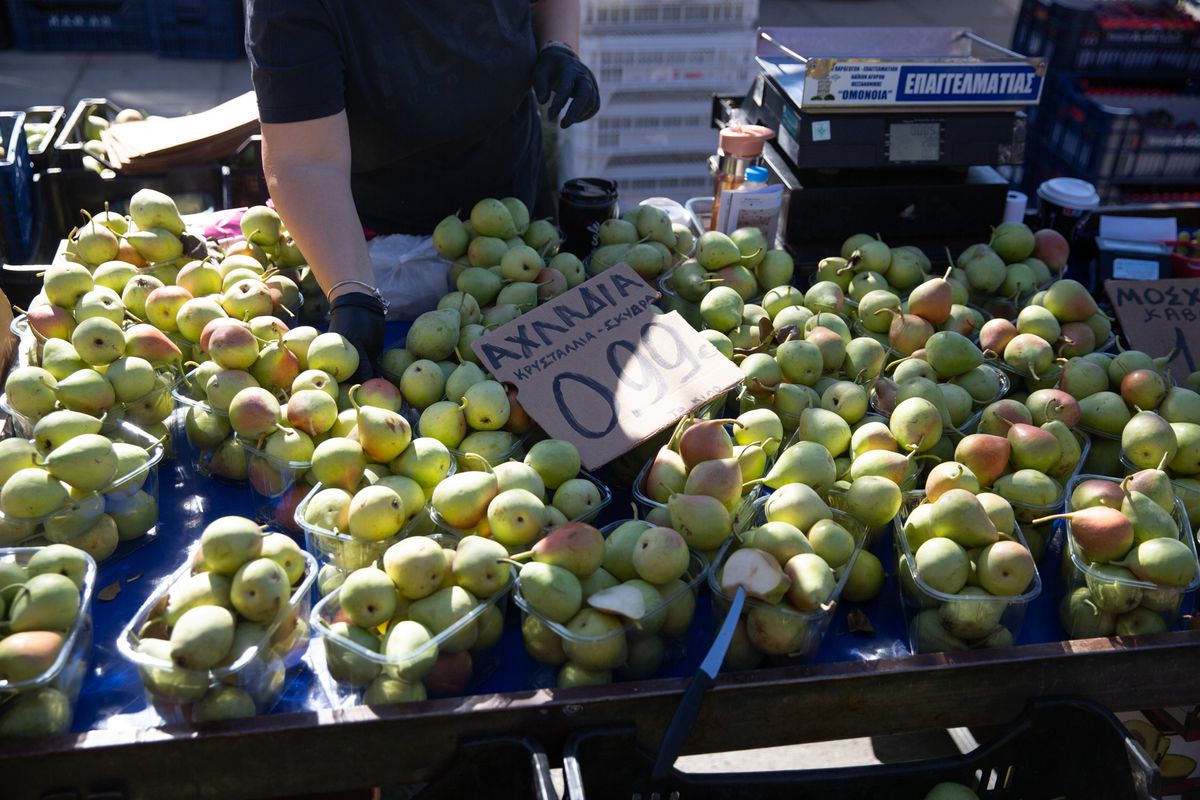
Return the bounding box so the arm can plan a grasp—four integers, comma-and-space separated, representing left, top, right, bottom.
564, 698, 1160, 799
411, 737, 555, 800
1035, 74, 1200, 186
567, 92, 719, 157
149, 0, 244, 60
221, 134, 267, 210
579, 29, 756, 96
22, 105, 65, 172
1012, 0, 1200, 77
582, 0, 758, 32
5, 0, 150, 52
0, 111, 35, 264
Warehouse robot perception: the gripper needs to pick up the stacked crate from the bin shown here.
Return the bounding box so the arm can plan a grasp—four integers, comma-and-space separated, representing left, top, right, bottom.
560, 0, 759, 207
1013, 0, 1200, 204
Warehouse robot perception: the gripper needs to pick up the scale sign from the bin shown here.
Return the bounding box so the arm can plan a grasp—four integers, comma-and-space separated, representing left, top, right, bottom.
473, 264, 744, 469
1105, 279, 1200, 386
798, 61, 1043, 107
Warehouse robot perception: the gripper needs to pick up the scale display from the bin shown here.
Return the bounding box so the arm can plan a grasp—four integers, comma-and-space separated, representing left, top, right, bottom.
887, 121, 941, 162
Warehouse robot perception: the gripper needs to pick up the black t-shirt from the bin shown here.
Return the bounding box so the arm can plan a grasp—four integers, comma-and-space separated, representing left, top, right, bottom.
246, 0, 542, 235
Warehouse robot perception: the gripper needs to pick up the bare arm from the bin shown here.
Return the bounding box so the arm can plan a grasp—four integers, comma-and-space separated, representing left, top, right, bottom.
531, 0, 579, 51
260, 111, 373, 302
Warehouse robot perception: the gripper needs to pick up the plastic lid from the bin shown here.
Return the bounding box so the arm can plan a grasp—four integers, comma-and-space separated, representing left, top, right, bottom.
1036, 177, 1100, 211
745, 166, 768, 183
719, 124, 775, 158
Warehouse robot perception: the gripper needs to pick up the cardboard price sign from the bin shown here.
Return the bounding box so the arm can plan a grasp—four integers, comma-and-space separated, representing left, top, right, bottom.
1105, 279, 1200, 385
472, 264, 744, 469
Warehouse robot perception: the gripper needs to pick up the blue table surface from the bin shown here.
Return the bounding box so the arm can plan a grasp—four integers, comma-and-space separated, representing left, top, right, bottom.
68, 322, 1193, 735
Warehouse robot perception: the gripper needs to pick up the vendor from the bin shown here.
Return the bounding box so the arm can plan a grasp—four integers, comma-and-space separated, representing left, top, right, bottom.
246, 0, 600, 381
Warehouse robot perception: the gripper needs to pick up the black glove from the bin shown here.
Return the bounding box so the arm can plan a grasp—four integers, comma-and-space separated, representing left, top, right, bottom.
327, 292, 385, 385
532, 43, 600, 128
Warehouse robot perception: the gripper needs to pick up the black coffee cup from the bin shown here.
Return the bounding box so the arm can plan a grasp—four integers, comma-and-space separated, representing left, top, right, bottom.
559, 178, 618, 258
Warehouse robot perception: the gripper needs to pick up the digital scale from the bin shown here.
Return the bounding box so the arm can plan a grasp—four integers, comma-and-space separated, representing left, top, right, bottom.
716, 27, 1048, 262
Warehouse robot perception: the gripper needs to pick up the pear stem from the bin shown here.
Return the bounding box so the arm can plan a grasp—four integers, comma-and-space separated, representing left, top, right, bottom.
1030, 512, 1074, 525
347, 384, 363, 412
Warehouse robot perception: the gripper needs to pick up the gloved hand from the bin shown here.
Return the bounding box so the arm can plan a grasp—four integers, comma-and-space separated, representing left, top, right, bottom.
532, 43, 600, 128
327, 291, 385, 385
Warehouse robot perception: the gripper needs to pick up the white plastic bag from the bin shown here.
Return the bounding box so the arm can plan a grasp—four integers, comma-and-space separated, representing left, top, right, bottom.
367, 233, 451, 321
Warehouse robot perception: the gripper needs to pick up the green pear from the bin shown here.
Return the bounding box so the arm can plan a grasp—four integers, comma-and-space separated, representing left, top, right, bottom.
200, 516, 264, 575
522, 614, 567, 665
390, 437, 454, 491
764, 483, 832, 533
561, 608, 628, 671
1122, 488, 1179, 544
325, 622, 382, 687
0, 468, 67, 520
348, 485, 406, 542
928, 489, 999, 548
432, 470, 498, 531
0, 687, 72, 738
452, 535, 511, 597
166, 571, 232, 626
914, 538, 969, 594
487, 488, 546, 547
524, 439, 581, 490
169, 605, 235, 670
603, 520, 651, 581
312, 438, 366, 492
383, 536, 446, 600
668, 493, 731, 550
339, 567, 397, 628
1084, 565, 1143, 614
231, 558, 290, 623
408, 585, 480, 652
518, 561, 582, 624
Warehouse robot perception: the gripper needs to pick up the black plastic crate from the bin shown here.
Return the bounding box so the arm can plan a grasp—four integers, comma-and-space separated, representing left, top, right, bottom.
41, 162, 222, 242
1033, 73, 1200, 188
564, 699, 1160, 799
6, 0, 151, 52
22, 104, 64, 172
221, 134, 267, 209
410, 737, 555, 800
149, 0, 244, 60
0, 111, 36, 265
53, 96, 120, 170
1012, 0, 1200, 78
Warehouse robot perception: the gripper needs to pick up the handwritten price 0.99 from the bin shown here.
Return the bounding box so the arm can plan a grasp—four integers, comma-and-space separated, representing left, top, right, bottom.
551, 319, 722, 439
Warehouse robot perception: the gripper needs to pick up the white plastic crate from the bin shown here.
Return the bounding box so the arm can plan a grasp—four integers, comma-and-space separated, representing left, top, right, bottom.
580, 29, 756, 95
581, 0, 759, 32
569, 91, 718, 154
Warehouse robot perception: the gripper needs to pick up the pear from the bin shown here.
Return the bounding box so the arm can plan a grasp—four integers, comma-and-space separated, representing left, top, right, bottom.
0, 630, 66, 682
764, 483, 832, 532
677, 418, 735, 471
452, 535, 511, 596
603, 520, 651, 581
487, 488, 546, 547
1085, 565, 1143, 614
1121, 486, 1178, 544
937, 586, 1006, 639
520, 562, 582, 623
1034, 507, 1133, 563
784, 552, 835, 611
200, 516, 264, 575
311, 438, 366, 492
1121, 537, 1196, 587
759, 441, 838, 495
348, 485, 406, 541
745, 604, 809, 655
845, 475, 901, 528
889, 397, 943, 453
976, 540, 1034, 596
170, 605, 235, 670
230, 558, 290, 623
668, 493, 731, 550
26, 544, 90, 590
390, 437, 454, 491
0, 687, 72, 738
408, 586, 480, 652
324, 622, 381, 687
41, 433, 118, 492
383, 536, 446, 600
1114, 608, 1168, 637
0, 468, 68, 520
562, 608, 628, 671
806, 519, 856, 568
1122, 410, 1178, 471
1124, 465, 1176, 513
381, 620, 438, 682
631, 526, 689, 584
525, 522, 605, 577
743, 521, 811, 566
350, 387, 412, 464
4, 366, 58, 419
914, 538, 970, 594
925, 462, 980, 502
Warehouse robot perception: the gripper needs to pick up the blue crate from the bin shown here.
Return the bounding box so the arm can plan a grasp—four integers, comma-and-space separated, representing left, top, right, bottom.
149, 0, 244, 60
6, 0, 151, 52
1012, 0, 1200, 78
0, 112, 36, 265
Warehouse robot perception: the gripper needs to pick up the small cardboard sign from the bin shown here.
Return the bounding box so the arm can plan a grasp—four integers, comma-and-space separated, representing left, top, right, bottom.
472, 264, 744, 469
1105, 279, 1200, 385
